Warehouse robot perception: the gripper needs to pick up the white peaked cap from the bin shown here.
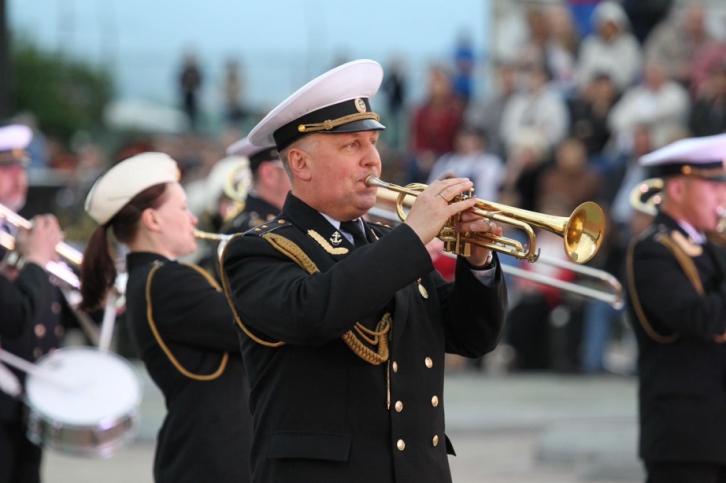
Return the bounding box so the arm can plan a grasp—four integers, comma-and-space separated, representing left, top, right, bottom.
248, 59, 385, 149
85, 152, 179, 225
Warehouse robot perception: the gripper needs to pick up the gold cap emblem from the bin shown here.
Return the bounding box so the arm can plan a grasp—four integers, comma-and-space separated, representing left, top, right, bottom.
354, 98, 367, 113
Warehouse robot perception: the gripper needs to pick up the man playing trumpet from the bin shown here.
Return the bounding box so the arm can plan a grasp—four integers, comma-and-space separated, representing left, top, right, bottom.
221, 59, 507, 483
0, 124, 65, 483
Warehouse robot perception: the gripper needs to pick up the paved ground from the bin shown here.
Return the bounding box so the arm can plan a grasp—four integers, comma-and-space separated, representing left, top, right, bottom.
40, 366, 644, 483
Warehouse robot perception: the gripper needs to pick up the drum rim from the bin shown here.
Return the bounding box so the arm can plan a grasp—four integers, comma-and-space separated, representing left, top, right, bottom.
24, 347, 143, 423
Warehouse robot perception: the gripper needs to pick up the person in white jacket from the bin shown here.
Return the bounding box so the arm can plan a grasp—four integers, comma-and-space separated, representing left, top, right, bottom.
500, 62, 569, 154
577, 1, 642, 93
609, 61, 690, 150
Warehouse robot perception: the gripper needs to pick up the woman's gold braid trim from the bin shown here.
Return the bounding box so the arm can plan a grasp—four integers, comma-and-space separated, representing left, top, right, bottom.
626, 233, 705, 344
145, 263, 229, 381
219, 233, 285, 348
261, 232, 391, 365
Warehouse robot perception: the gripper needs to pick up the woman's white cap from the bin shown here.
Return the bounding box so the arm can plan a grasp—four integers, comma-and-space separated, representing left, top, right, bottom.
85, 152, 179, 225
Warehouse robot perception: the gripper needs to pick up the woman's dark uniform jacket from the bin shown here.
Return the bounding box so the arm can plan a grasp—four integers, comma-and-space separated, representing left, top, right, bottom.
627, 212, 726, 465
222, 193, 508, 483
124, 252, 252, 483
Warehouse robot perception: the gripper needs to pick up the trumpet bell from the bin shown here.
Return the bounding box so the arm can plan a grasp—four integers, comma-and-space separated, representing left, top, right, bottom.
565, 201, 606, 264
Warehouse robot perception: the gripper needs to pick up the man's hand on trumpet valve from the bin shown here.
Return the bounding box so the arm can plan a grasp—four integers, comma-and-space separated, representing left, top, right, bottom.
456, 211, 502, 267
16, 214, 63, 268
403, 177, 499, 266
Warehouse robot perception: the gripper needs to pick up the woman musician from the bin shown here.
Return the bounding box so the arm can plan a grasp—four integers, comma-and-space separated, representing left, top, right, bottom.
79, 153, 252, 483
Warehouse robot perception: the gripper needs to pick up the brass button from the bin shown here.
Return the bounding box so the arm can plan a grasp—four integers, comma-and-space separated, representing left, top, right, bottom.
433, 435, 439, 446
425, 357, 433, 369
33, 348, 42, 360
278, 219, 286, 224
54, 326, 65, 337
395, 401, 403, 412
392, 361, 398, 373
262, 225, 268, 229
34, 324, 46, 338
397, 439, 405, 451
51, 302, 61, 314
431, 395, 439, 407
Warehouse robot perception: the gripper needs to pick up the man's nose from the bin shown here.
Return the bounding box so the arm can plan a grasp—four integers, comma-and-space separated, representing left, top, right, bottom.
361, 144, 381, 169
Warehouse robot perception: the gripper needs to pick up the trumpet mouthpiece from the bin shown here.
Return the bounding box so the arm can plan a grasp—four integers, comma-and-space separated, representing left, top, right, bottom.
365, 176, 386, 189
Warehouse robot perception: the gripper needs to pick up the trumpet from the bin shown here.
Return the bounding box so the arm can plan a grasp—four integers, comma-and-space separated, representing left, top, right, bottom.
0, 203, 83, 289
367, 176, 605, 264
365, 205, 623, 308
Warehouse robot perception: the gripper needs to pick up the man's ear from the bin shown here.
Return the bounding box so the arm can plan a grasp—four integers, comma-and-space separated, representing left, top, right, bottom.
287, 147, 312, 182
140, 208, 162, 233
665, 178, 683, 204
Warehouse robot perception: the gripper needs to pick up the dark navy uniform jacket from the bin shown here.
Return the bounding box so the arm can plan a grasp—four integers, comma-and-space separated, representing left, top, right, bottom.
0, 261, 58, 424
222, 193, 507, 483
125, 252, 252, 483
627, 212, 726, 464
224, 193, 280, 235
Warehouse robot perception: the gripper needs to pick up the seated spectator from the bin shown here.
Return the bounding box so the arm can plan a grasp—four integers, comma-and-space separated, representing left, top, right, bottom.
500, 61, 570, 154
536, 138, 602, 212
427, 126, 504, 203
501, 128, 551, 212
408, 65, 465, 183
644, 3, 714, 87
577, 1, 642, 93
569, 73, 619, 158
609, 60, 690, 150
689, 62, 726, 137
546, 4, 581, 97
465, 60, 517, 159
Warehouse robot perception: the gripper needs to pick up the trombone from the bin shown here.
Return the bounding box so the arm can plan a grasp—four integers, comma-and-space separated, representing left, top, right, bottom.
365, 205, 623, 309
367, 176, 605, 264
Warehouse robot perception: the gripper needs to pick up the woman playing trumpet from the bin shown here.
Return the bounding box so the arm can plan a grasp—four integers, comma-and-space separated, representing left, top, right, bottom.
79, 152, 252, 483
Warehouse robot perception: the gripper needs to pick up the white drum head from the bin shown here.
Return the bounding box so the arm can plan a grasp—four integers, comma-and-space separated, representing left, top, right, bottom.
25, 348, 142, 427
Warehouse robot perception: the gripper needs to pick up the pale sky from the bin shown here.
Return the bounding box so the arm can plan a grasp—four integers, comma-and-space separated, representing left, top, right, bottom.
9, 0, 491, 108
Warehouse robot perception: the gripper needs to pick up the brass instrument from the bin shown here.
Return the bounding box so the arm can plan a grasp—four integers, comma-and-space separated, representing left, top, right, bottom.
365, 205, 623, 308
0, 203, 83, 289
628, 178, 663, 217
367, 176, 605, 264
220, 163, 252, 223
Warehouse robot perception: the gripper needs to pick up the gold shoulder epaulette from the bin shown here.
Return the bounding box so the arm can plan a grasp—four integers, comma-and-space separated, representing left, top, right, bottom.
244, 216, 290, 237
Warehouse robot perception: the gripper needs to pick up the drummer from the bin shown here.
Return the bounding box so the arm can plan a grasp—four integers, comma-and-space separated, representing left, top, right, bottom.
79, 153, 252, 483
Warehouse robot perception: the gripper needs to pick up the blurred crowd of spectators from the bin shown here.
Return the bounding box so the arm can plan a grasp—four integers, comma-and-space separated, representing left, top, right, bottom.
12, 0, 726, 376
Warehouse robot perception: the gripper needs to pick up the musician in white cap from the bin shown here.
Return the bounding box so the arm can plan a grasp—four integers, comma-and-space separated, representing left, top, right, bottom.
220, 60, 507, 483
79, 153, 252, 483
222, 138, 290, 234
627, 133, 726, 482
0, 124, 65, 483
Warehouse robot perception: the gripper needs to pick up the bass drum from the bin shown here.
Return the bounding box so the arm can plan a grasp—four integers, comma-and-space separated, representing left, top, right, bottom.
24, 347, 143, 458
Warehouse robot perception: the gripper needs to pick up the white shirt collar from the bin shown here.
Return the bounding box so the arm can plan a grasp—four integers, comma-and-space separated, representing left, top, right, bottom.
677, 220, 706, 245
320, 213, 364, 245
